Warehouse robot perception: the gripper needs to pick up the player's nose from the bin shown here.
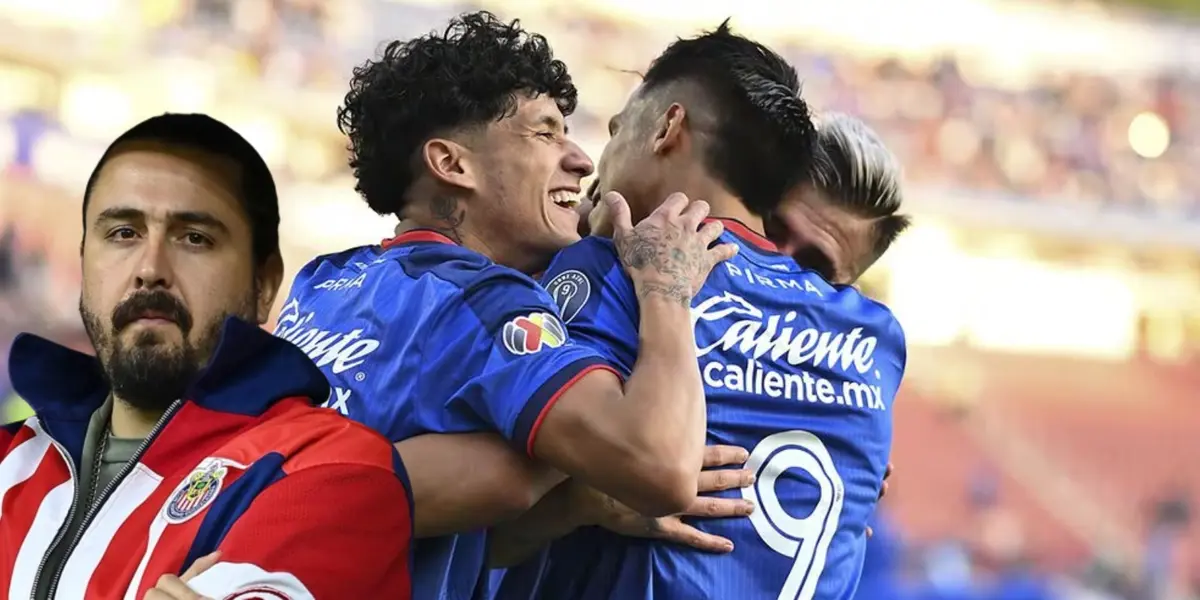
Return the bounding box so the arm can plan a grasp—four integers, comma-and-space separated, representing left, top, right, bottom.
562, 139, 595, 179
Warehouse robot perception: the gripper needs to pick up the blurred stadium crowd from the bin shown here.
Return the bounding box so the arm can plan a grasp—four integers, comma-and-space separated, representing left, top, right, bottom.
0, 0, 1197, 599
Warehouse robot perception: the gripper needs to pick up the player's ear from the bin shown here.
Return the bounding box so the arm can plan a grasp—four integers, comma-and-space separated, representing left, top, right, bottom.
422, 137, 478, 191
651, 103, 686, 156
254, 252, 284, 325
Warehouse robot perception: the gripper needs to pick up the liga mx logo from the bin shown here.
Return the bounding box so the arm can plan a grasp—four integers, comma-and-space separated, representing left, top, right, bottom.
502, 312, 566, 355
544, 269, 591, 323
164, 458, 229, 524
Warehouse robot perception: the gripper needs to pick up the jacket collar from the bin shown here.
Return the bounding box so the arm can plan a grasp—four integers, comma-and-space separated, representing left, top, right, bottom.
9, 316, 331, 420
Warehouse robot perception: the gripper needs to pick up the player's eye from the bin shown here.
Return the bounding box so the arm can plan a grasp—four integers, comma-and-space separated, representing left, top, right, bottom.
536, 131, 557, 140
106, 226, 138, 241
182, 231, 213, 247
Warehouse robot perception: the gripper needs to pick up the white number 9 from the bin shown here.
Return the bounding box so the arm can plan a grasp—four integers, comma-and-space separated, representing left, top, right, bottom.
742, 430, 846, 600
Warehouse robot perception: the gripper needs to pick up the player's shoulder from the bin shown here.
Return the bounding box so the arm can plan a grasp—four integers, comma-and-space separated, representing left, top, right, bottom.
381, 238, 562, 334
547, 236, 620, 275
542, 236, 624, 294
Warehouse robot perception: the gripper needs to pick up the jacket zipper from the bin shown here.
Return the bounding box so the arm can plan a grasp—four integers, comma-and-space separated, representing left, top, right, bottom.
30, 399, 183, 600
27, 421, 78, 600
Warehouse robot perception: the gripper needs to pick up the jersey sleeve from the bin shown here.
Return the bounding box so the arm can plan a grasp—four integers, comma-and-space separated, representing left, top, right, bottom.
541, 237, 640, 376
444, 266, 622, 457
184, 463, 412, 600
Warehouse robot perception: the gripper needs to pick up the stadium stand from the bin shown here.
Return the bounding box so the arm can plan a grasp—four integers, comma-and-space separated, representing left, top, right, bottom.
0, 1, 1196, 599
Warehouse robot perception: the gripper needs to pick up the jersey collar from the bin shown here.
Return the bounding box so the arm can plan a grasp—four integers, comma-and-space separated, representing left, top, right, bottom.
9, 317, 330, 421
381, 229, 456, 249
707, 218, 779, 254
382, 221, 779, 254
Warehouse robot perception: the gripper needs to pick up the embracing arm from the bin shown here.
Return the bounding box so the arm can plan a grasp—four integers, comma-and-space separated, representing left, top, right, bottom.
525, 193, 734, 518
395, 433, 564, 538
531, 294, 704, 517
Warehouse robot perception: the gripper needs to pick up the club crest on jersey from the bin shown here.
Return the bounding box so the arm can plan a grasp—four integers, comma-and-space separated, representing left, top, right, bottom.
222, 587, 292, 600
544, 269, 591, 323
502, 312, 566, 355
164, 458, 229, 524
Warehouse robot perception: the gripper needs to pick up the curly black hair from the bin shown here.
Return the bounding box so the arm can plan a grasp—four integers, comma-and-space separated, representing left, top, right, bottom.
641, 20, 818, 217
337, 11, 577, 216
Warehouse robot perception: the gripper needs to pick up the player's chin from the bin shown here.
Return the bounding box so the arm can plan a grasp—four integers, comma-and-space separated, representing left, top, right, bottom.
546, 207, 583, 244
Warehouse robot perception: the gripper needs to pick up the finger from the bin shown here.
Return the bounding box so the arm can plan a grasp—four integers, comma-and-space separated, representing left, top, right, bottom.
879, 480, 889, 500
587, 198, 614, 238
698, 468, 755, 493
885, 462, 894, 480
153, 575, 204, 599
680, 199, 712, 231
703, 445, 749, 468
866, 526, 874, 539
696, 219, 724, 245
603, 191, 633, 238
707, 243, 739, 265
682, 495, 755, 518
655, 518, 735, 553
181, 551, 221, 581
651, 192, 689, 220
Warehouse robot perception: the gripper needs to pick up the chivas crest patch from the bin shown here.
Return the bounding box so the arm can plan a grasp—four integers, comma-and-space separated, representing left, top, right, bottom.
164, 458, 229, 524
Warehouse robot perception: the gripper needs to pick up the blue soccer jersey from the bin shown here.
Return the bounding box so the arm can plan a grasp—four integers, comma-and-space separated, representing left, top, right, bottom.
504, 219, 906, 600
275, 229, 614, 600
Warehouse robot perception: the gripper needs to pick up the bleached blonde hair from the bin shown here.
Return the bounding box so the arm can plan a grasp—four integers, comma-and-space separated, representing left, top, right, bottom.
812, 112, 909, 258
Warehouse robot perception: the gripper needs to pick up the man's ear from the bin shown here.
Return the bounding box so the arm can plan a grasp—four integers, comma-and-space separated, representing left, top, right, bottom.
651, 103, 687, 155
422, 137, 479, 191
254, 252, 284, 325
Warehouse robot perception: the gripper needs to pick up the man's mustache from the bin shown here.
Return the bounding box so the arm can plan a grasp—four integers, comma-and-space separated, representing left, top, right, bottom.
112, 292, 193, 334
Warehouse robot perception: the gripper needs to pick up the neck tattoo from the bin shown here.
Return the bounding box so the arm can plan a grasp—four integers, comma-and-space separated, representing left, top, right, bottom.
429, 196, 465, 245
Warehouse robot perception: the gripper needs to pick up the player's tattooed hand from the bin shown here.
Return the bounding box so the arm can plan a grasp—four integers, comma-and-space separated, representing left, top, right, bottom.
605, 191, 738, 306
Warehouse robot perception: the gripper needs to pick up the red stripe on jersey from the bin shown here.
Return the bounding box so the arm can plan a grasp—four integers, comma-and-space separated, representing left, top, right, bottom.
0, 453, 70, 586
707, 217, 778, 253
381, 230, 456, 249
140, 403, 261, 476
526, 364, 622, 457
83, 482, 179, 599
5, 421, 36, 450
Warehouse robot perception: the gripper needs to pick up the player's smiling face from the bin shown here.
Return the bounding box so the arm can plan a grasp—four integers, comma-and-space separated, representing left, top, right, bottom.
473, 94, 593, 263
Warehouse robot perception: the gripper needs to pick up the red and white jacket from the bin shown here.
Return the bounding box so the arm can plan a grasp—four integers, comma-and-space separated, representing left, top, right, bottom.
0, 318, 413, 599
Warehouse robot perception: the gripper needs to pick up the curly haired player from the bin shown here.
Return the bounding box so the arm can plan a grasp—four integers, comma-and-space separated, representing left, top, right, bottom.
276, 12, 735, 600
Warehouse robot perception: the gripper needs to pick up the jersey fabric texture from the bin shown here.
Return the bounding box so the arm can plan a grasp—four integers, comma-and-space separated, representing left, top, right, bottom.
0, 317, 414, 600
278, 229, 616, 600
499, 219, 907, 600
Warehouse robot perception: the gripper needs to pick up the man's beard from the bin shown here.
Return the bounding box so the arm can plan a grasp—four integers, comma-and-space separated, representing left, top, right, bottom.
80, 290, 255, 413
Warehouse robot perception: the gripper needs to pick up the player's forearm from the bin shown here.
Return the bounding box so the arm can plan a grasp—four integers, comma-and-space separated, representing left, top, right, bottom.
397, 433, 566, 538
620, 296, 707, 483
531, 299, 704, 517
486, 479, 588, 568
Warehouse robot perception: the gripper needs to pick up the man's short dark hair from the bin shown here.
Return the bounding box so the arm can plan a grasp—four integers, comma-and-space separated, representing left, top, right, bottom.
640, 20, 819, 217
82, 113, 280, 266
337, 11, 576, 217
813, 113, 909, 260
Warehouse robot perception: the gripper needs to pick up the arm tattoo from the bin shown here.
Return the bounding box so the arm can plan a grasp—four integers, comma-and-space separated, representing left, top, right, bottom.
636, 282, 692, 307
430, 196, 466, 245
616, 224, 699, 306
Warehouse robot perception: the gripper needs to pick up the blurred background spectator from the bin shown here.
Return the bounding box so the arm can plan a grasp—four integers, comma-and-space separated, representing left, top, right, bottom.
0, 1, 1195, 599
